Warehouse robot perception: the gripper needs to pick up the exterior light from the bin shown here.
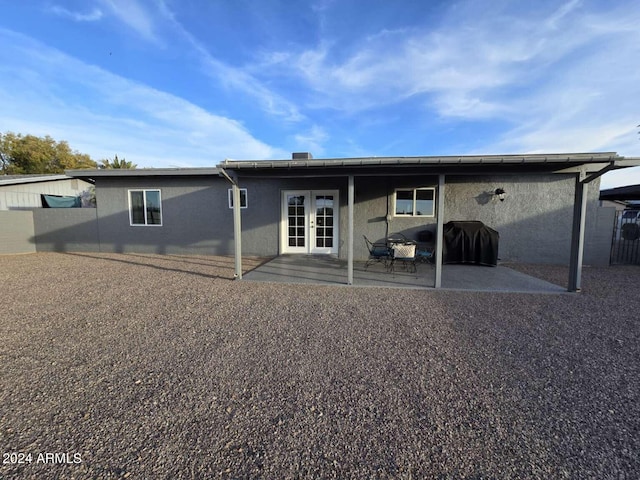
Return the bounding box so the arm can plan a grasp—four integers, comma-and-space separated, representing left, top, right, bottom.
494, 188, 506, 201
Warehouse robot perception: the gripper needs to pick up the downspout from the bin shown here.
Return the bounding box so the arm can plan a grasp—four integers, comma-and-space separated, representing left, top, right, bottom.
219, 168, 242, 280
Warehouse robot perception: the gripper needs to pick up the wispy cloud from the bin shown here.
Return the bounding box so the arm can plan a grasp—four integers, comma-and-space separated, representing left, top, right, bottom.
156, 1, 304, 123
49, 5, 103, 22
99, 0, 159, 43
256, 1, 640, 164
0, 29, 285, 166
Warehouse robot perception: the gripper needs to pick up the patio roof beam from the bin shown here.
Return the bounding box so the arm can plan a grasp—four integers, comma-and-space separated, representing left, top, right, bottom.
581, 162, 617, 184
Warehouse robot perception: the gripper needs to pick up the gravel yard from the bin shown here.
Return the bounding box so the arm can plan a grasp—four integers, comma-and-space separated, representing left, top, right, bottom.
1, 252, 639, 479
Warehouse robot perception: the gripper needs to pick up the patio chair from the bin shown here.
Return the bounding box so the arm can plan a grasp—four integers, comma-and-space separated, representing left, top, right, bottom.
415, 246, 434, 264
363, 235, 391, 269
389, 242, 417, 273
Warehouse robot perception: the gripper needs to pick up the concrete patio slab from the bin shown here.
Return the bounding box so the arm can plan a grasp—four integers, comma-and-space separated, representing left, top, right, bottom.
243, 255, 566, 293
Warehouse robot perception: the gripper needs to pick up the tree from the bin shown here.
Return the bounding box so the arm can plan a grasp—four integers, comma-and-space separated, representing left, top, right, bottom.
99, 155, 137, 169
0, 131, 97, 174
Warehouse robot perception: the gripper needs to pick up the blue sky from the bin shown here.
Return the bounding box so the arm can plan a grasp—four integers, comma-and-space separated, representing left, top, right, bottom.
1, 0, 639, 188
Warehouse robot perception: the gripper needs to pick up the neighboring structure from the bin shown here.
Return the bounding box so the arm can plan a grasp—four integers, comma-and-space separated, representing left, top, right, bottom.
0, 174, 94, 255
600, 184, 640, 207
56, 151, 640, 291
0, 174, 93, 210
600, 183, 640, 265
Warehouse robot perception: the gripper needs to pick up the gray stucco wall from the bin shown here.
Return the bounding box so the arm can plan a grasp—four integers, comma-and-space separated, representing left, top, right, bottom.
32, 208, 99, 252
215, 173, 611, 265
238, 177, 348, 257
351, 173, 608, 265
94, 177, 235, 255
443, 175, 606, 265
0, 210, 36, 254
16, 172, 611, 266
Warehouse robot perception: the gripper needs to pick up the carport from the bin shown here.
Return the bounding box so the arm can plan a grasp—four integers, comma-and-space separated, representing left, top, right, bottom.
220, 152, 640, 292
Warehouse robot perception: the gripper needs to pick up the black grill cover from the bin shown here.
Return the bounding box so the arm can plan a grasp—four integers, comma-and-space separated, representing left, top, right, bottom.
443, 221, 499, 266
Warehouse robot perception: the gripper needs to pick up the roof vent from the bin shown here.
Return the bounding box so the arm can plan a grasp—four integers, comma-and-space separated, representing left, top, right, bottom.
292, 152, 313, 160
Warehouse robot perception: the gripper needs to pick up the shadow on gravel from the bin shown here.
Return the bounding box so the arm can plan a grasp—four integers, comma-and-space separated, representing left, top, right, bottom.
63, 252, 270, 280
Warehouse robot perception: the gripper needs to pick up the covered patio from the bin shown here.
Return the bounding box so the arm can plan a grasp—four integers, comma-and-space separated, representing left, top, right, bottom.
244, 255, 566, 293
220, 152, 640, 292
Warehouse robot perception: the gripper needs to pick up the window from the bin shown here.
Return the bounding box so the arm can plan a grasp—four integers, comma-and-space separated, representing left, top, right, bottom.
394, 188, 435, 217
129, 189, 162, 226
228, 188, 248, 209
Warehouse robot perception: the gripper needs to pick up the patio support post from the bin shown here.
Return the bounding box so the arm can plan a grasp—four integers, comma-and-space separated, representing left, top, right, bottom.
232, 182, 242, 280
435, 174, 445, 288
568, 171, 588, 292
347, 175, 354, 285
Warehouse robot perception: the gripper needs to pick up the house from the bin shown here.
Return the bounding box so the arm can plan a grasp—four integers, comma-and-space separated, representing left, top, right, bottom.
53, 151, 639, 291
0, 174, 93, 210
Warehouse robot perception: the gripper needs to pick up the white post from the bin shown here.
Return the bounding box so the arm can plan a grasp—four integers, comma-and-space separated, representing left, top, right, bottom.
232, 183, 242, 280
347, 175, 354, 285
435, 174, 445, 288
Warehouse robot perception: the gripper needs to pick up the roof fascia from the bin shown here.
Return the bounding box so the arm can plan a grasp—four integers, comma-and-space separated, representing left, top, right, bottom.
65, 168, 221, 180
0, 174, 71, 186
223, 163, 601, 179
219, 152, 620, 170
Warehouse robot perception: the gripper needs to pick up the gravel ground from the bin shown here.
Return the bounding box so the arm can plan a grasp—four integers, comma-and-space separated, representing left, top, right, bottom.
1, 252, 639, 479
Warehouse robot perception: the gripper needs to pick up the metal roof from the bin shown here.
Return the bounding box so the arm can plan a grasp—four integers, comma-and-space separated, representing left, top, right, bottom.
600, 184, 640, 201
0, 174, 73, 186
219, 152, 623, 170
66, 167, 220, 180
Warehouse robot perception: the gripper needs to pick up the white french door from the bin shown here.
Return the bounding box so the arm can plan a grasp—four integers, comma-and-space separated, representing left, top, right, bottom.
281, 190, 339, 254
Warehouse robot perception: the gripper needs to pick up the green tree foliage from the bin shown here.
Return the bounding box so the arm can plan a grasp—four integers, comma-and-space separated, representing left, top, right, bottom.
99, 154, 137, 169
0, 132, 97, 174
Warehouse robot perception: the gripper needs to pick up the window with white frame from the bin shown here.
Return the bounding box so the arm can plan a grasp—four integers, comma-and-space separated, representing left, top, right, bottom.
129, 189, 162, 226
228, 188, 248, 209
394, 188, 435, 217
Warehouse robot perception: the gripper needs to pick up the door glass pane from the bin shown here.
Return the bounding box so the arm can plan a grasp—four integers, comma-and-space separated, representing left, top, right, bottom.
314, 195, 333, 250
287, 195, 305, 247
